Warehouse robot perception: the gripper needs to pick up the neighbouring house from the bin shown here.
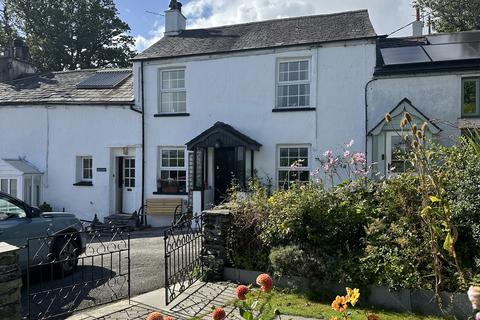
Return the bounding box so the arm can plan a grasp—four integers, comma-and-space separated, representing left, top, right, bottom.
367, 26, 480, 176
132, 6, 378, 226
0, 39, 36, 82
0, 69, 141, 221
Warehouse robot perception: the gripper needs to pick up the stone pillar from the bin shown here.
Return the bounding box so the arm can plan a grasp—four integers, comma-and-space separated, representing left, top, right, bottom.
0, 242, 22, 320
202, 209, 231, 281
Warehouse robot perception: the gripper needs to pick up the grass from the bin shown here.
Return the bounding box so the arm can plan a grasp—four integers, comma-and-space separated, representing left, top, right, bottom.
259, 290, 449, 320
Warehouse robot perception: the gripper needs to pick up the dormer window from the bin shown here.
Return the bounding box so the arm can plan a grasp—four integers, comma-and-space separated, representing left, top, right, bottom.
159, 69, 186, 113
462, 78, 479, 117
276, 60, 310, 108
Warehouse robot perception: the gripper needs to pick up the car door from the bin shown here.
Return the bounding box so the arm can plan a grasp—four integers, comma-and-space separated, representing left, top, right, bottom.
0, 194, 52, 269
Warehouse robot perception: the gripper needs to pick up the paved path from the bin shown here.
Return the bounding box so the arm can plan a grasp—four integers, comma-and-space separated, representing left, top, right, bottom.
68, 281, 318, 320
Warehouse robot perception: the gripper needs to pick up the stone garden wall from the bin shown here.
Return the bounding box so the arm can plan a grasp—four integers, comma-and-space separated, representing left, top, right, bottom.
0, 242, 22, 320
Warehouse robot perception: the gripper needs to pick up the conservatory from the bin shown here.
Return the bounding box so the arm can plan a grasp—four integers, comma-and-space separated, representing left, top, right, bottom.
0, 159, 42, 206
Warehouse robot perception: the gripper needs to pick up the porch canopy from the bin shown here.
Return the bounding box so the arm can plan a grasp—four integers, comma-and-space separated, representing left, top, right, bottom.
186, 122, 261, 191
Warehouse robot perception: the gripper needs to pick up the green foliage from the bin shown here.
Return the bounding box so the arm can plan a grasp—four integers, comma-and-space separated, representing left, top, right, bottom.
5, 0, 135, 71
269, 245, 325, 279
418, 0, 480, 32
39, 202, 52, 212
225, 137, 480, 292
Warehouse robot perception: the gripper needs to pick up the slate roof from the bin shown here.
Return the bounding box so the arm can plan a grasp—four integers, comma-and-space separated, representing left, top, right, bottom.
2, 159, 42, 174
0, 69, 134, 106
133, 10, 377, 60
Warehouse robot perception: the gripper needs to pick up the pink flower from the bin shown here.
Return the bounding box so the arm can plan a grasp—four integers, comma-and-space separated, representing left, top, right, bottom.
323, 150, 333, 158
352, 152, 366, 164
235, 285, 249, 300
345, 140, 354, 148
212, 308, 226, 320
476, 312, 480, 320
256, 274, 273, 293
343, 150, 351, 158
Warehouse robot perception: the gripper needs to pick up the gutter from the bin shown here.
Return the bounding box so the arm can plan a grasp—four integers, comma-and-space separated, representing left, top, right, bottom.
364, 78, 377, 160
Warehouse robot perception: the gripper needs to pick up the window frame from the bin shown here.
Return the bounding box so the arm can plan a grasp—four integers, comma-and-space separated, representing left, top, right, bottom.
80, 156, 93, 181
275, 58, 312, 109
157, 147, 188, 194
385, 131, 417, 175
0, 177, 18, 198
461, 77, 480, 118
158, 68, 187, 114
276, 145, 311, 189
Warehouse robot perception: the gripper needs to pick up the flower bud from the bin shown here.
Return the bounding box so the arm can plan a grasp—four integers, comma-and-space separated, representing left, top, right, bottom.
412, 124, 418, 135
412, 140, 420, 149
416, 131, 423, 140
404, 112, 412, 123
421, 122, 429, 132
385, 113, 392, 123
400, 118, 407, 128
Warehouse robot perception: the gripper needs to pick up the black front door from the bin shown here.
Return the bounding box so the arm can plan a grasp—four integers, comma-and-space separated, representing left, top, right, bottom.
214, 147, 235, 205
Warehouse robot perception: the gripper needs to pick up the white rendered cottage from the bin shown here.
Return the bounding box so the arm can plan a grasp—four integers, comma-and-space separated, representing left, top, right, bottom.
132, 7, 378, 226
0, 70, 142, 221
367, 30, 480, 176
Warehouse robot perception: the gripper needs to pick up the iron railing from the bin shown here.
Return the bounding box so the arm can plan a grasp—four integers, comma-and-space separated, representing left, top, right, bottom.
25, 226, 130, 319
164, 213, 204, 305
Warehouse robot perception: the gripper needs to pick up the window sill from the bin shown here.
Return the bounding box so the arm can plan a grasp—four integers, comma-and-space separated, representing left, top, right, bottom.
154, 113, 190, 117
73, 181, 93, 187
272, 107, 316, 113
153, 191, 188, 195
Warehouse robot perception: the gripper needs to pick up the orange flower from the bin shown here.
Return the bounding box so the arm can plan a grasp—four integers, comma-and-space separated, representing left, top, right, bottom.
163, 317, 174, 320
212, 307, 226, 320
146, 312, 163, 320
331, 295, 348, 313
235, 285, 249, 300
256, 274, 273, 293
367, 314, 380, 320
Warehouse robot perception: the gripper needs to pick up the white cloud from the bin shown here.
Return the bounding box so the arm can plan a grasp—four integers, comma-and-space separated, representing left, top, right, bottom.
135, 0, 419, 52
134, 20, 164, 52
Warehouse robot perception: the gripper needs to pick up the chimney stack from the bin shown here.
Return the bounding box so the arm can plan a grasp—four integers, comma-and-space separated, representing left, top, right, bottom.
165, 0, 186, 36
412, 6, 424, 37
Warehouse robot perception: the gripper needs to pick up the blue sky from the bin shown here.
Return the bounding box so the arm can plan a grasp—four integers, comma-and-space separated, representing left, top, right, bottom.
114, 0, 421, 52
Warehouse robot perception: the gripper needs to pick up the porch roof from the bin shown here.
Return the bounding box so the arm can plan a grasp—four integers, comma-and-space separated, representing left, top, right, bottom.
2, 159, 42, 174
186, 122, 262, 151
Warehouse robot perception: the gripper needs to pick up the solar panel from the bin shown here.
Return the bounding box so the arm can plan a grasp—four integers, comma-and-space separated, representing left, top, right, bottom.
381, 46, 431, 65
77, 70, 131, 89
427, 31, 480, 45
423, 42, 480, 62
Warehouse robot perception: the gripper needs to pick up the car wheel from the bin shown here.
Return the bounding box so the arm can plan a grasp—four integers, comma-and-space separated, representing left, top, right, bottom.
52, 236, 80, 275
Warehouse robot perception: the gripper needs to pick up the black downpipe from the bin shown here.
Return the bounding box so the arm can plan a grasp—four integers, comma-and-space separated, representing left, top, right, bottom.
141, 60, 147, 227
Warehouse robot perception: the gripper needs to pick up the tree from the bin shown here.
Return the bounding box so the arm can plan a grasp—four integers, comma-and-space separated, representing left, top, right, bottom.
0, 0, 18, 50
418, 0, 480, 32
8, 0, 135, 71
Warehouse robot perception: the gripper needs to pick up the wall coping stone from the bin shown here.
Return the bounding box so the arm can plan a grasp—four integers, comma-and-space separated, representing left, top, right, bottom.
203, 209, 231, 215
0, 243, 20, 254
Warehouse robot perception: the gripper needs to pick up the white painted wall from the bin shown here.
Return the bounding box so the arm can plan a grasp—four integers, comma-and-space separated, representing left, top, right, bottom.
136, 40, 377, 226
367, 73, 469, 147
0, 105, 141, 221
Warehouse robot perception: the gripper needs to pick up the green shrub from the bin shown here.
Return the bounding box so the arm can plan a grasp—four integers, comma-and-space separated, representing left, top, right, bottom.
39, 202, 53, 212
269, 245, 325, 279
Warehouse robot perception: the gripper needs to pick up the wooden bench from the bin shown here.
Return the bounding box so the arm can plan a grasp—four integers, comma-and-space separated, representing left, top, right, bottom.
146, 198, 182, 216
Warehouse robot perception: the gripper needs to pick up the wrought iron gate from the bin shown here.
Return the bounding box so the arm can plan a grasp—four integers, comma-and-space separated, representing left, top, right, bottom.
164, 213, 204, 305
25, 227, 130, 319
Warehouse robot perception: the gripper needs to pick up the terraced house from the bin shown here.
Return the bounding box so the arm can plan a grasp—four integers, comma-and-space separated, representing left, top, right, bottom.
132, 7, 378, 226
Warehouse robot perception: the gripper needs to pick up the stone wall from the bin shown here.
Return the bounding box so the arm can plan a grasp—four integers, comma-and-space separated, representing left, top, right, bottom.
0, 242, 22, 320
201, 209, 231, 281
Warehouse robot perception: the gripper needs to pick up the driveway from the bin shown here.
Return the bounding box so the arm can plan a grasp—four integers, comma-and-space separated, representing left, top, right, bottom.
21, 228, 168, 319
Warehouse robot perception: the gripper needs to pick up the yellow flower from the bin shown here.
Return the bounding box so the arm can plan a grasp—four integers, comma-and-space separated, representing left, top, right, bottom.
331, 295, 348, 313
346, 287, 360, 306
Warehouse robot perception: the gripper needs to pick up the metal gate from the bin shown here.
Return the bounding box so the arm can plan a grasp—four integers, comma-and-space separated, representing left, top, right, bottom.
25, 227, 130, 319
164, 213, 204, 305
